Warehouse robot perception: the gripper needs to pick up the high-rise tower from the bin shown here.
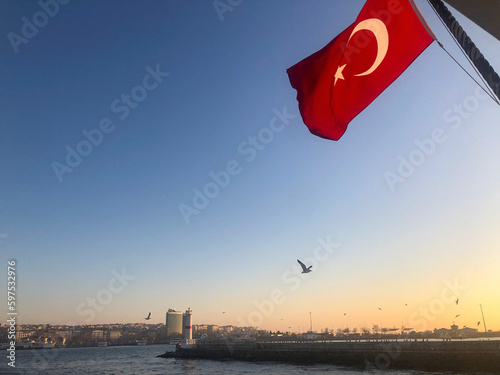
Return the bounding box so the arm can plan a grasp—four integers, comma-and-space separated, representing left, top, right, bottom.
165, 309, 183, 337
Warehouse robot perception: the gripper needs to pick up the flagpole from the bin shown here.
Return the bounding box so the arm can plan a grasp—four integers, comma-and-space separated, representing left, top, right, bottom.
427, 0, 500, 102
479, 304, 487, 333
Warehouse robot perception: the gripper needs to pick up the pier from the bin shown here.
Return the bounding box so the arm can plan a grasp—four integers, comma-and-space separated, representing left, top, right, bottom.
159, 339, 500, 372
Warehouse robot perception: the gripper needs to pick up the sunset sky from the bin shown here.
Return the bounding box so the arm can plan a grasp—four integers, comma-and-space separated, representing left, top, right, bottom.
1, 0, 499, 333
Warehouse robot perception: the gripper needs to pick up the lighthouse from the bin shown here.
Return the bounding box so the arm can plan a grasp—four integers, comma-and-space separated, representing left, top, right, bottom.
183, 308, 192, 340
180, 308, 195, 348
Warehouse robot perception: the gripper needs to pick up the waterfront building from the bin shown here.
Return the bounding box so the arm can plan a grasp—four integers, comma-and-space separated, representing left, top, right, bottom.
91, 330, 105, 340
166, 309, 183, 337
16, 330, 35, 341
54, 329, 73, 340
207, 325, 220, 333
193, 324, 208, 333
109, 330, 122, 340
459, 327, 478, 335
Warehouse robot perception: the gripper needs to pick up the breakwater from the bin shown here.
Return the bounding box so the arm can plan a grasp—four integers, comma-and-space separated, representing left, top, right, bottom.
159, 339, 500, 372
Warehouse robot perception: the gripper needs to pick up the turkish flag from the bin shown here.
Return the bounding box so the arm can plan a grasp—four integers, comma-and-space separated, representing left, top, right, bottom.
287, 0, 435, 141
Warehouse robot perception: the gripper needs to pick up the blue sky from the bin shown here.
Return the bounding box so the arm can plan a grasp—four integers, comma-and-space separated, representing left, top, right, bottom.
1, 0, 499, 332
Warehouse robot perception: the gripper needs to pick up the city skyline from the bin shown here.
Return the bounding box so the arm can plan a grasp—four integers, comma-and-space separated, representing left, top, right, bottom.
7, 321, 495, 334
1, 0, 499, 333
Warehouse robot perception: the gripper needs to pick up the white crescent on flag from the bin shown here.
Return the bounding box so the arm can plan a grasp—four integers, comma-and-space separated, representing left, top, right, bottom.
351, 18, 389, 77
334, 18, 389, 85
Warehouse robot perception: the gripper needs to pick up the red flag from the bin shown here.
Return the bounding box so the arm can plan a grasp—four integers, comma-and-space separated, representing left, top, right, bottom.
287, 0, 435, 141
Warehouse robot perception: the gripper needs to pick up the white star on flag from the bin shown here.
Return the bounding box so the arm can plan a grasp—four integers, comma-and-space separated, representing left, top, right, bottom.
334, 64, 346, 85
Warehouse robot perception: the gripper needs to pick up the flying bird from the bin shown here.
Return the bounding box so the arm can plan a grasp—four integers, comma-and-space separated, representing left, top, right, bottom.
378, 308, 382, 310
297, 259, 312, 273
455, 298, 459, 305
222, 312, 226, 314
344, 313, 347, 316
477, 321, 481, 326
144, 312, 151, 320
455, 314, 460, 318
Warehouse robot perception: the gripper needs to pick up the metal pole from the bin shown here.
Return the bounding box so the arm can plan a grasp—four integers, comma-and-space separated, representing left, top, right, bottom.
480, 304, 487, 333
309, 312, 312, 333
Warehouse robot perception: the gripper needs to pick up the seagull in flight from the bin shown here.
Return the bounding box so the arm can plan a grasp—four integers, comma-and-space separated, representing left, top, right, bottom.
297, 259, 312, 273
378, 308, 382, 311
455, 298, 459, 305
477, 321, 481, 326
144, 312, 151, 320
455, 314, 460, 318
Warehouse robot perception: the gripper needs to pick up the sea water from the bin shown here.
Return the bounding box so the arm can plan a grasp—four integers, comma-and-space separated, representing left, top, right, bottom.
4, 344, 494, 374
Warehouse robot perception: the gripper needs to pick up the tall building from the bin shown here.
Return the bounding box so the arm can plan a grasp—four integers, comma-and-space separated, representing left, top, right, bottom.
165, 309, 183, 337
